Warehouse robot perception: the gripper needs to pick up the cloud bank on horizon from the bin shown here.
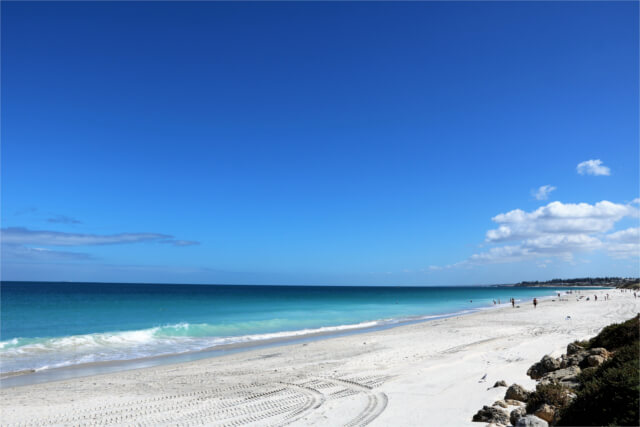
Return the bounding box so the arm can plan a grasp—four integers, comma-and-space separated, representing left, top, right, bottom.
429, 160, 637, 272
431, 198, 639, 270
1, 227, 199, 262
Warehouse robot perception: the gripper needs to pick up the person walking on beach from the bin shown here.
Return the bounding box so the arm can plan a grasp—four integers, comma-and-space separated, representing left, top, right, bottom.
594, 295, 598, 302
511, 298, 515, 308
533, 298, 537, 309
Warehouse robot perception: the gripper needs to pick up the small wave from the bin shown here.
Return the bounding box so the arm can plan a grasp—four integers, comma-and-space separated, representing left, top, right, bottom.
0, 307, 489, 374
0, 319, 385, 373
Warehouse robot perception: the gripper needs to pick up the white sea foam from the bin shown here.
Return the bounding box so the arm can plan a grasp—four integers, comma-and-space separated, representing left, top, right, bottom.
0, 319, 388, 374
0, 308, 490, 375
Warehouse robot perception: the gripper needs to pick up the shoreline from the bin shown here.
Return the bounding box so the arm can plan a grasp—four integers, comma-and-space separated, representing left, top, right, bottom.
0, 290, 570, 388
2, 289, 635, 426
0, 306, 505, 388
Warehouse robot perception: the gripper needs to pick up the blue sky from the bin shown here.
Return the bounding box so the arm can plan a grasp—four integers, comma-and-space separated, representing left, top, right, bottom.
1, 2, 638, 285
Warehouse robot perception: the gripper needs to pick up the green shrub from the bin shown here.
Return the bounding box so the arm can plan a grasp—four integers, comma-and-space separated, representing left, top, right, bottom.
587, 314, 639, 351
557, 340, 639, 426
526, 383, 573, 414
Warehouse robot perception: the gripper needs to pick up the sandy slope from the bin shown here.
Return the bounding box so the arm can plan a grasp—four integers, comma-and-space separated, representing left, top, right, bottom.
1, 289, 637, 426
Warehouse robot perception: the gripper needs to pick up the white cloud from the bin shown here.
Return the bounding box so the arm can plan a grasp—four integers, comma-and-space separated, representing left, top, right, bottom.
576, 159, 610, 176
532, 185, 556, 200
605, 227, 640, 259
1, 228, 200, 265
486, 201, 635, 242
2, 244, 94, 261
431, 200, 638, 268
467, 234, 602, 265
1, 227, 199, 247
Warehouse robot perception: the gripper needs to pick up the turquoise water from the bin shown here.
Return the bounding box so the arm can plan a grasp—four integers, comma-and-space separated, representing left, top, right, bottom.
0, 281, 592, 374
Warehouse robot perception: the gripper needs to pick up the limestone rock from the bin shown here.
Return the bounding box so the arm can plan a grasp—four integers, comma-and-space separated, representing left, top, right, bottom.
560, 350, 588, 368
493, 400, 508, 408
527, 355, 561, 379
510, 407, 527, 426
586, 354, 605, 367
589, 347, 610, 358
515, 415, 549, 427
505, 384, 532, 402
493, 380, 508, 388
472, 405, 509, 424
505, 399, 525, 406
533, 403, 556, 423
539, 365, 581, 387
566, 342, 585, 355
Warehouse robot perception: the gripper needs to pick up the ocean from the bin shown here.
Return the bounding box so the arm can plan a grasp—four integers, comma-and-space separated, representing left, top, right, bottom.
0, 281, 593, 377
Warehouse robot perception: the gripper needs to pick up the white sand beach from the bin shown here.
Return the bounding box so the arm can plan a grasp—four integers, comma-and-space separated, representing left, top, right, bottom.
1, 289, 638, 426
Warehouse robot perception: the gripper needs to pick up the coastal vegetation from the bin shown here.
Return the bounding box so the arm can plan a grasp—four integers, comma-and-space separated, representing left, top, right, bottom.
473, 314, 640, 426
511, 277, 639, 288
557, 315, 639, 426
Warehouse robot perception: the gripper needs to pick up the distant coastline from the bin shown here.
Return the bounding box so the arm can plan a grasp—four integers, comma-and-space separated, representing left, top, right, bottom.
504, 277, 639, 288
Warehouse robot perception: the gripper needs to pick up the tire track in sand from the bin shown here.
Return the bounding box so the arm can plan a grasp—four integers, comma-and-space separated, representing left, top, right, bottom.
3, 375, 390, 426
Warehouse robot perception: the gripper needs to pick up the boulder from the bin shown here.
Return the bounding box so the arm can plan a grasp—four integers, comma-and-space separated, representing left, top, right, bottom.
505, 384, 532, 402
493, 400, 508, 408
510, 407, 527, 426
516, 415, 549, 427
566, 342, 585, 355
560, 351, 588, 368
493, 380, 508, 387
527, 355, 561, 379
589, 347, 609, 358
505, 399, 525, 406
586, 354, 605, 367
533, 403, 556, 423
539, 365, 581, 386
471, 405, 509, 424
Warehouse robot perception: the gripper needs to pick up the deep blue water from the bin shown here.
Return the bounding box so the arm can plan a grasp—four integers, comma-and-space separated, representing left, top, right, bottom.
0, 281, 592, 373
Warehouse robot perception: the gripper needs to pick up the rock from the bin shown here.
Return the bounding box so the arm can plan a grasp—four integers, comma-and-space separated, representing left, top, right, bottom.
471, 405, 509, 424
586, 354, 605, 367
505, 399, 525, 406
567, 342, 585, 355
493, 380, 508, 387
539, 365, 582, 389
516, 415, 549, 427
540, 365, 581, 382
533, 403, 556, 423
505, 384, 532, 402
560, 351, 588, 368
510, 407, 527, 426
493, 400, 508, 408
527, 355, 561, 379
589, 347, 609, 358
